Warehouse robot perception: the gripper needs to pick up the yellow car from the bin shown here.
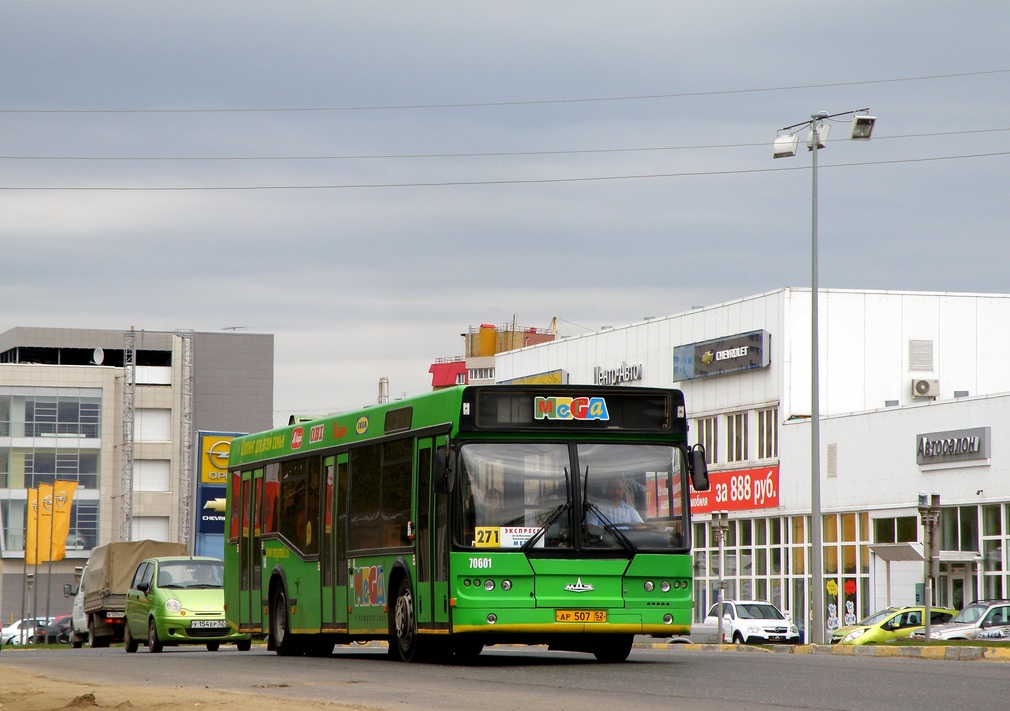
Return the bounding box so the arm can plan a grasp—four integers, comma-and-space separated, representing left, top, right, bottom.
830, 605, 956, 645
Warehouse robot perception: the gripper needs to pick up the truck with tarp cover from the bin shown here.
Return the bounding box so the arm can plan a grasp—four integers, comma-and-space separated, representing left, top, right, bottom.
68, 539, 187, 647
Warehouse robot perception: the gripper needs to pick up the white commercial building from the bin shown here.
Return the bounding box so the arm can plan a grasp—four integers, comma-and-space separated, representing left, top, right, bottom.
494, 288, 1010, 639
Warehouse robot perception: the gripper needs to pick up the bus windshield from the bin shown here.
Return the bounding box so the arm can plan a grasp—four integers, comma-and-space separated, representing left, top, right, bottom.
458, 441, 686, 552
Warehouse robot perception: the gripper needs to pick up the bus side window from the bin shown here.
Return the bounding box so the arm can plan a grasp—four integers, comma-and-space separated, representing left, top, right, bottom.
280, 477, 307, 550
263, 463, 280, 535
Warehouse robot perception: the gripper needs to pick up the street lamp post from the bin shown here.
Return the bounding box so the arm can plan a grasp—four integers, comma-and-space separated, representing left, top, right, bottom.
917, 493, 941, 640
774, 109, 875, 645
711, 511, 730, 643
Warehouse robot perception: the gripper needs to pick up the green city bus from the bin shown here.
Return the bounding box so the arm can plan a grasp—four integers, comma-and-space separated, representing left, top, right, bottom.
224, 385, 709, 662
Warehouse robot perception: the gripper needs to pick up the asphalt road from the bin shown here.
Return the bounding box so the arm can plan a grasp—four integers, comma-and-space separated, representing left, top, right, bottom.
3, 643, 1010, 711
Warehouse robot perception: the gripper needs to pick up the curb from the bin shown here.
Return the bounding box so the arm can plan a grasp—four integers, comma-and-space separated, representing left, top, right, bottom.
649, 640, 1010, 662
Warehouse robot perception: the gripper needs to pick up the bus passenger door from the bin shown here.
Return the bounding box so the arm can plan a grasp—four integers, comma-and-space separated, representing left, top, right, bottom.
320, 455, 348, 631
238, 468, 263, 630
432, 435, 450, 627
415, 439, 434, 627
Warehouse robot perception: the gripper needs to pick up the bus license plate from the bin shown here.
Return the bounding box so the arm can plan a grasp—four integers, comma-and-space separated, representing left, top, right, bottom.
555, 610, 607, 623
190, 620, 226, 629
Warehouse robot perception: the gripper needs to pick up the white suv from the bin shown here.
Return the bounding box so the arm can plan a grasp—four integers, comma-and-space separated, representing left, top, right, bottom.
704, 600, 801, 644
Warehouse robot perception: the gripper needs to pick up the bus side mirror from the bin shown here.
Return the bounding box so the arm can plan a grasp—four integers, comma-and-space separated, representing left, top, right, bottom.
433, 448, 455, 494
690, 445, 710, 491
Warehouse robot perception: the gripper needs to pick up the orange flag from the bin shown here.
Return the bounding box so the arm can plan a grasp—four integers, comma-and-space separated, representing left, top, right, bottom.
36, 482, 55, 564
25, 488, 39, 565
51, 481, 78, 561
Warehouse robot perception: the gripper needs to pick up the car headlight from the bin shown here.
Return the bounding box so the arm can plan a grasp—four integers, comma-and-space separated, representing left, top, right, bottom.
164, 598, 182, 613
789, 625, 799, 635
843, 628, 866, 643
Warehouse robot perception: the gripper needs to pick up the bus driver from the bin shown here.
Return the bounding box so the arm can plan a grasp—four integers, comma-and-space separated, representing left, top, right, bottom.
590, 478, 643, 525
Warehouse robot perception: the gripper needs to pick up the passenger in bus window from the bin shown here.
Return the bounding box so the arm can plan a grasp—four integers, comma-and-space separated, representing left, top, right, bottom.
478, 487, 503, 526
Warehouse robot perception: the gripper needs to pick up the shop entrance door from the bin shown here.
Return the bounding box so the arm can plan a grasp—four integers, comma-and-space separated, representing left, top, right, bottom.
937, 565, 973, 611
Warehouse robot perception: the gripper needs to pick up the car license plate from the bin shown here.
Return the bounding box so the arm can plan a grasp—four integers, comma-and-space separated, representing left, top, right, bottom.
555, 610, 607, 623
190, 620, 226, 629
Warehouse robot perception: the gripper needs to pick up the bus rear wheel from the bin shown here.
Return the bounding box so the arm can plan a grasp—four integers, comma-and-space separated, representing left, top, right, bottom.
390, 578, 420, 662
593, 634, 633, 663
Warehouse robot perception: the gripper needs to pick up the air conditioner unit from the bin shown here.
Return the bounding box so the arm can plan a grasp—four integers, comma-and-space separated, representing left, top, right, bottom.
912, 378, 940, 398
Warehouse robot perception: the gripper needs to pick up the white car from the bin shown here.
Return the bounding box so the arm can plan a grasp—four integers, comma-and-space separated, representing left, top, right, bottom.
1, 617, 53, 646
704, 600, 801, 644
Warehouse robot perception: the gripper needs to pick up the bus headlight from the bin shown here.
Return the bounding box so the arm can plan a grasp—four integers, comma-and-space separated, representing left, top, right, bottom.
644, 581, 655, 592
660, 581, 671, 593
486, 614, 498, 625
484, 579, 495, 591
663, 614, 673, 624
501, 579, 512, 591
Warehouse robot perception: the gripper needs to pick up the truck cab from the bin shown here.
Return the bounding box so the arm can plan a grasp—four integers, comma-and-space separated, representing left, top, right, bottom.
65, 565, 89, 648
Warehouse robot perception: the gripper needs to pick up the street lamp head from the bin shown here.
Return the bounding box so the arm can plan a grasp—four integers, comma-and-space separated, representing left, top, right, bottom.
850, 114, 876, 140
773, 133, 799, 159
806, 123, 831, 151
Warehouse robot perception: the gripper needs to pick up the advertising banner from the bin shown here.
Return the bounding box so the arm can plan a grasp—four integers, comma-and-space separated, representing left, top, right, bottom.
195, 432, 242, 557
690, 465, 780, 514
674, 330, 770, 381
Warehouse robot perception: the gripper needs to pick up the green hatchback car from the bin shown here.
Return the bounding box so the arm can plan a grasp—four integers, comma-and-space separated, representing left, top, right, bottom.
124, 556, 251, 653
830, 605, 956, 645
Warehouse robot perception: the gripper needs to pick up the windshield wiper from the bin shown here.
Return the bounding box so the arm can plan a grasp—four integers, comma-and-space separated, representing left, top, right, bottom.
521, 502, 570, 552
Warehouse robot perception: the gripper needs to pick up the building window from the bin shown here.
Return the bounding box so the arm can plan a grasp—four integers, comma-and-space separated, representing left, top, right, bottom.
133, 459, 171, 492
132, 516, 170, 541
727, 412, 748, 462
135, 408, 171, 442
468, 367, 495, 381
455, 373, 466, 385
873, 516, 918, 543
757, 407, 778, 459
697, 416, 718, 464
822, 512, 872, 624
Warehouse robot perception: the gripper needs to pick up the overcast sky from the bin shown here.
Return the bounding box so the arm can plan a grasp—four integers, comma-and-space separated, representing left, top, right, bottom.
2, 1, 1007, 425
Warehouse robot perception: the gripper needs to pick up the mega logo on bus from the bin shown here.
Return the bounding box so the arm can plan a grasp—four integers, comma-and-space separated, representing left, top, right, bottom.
534, 396, 610, 421
352, 565, 386, 607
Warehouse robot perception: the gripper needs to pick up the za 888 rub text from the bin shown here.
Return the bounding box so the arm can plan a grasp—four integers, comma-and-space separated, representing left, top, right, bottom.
712, 471, 777, 507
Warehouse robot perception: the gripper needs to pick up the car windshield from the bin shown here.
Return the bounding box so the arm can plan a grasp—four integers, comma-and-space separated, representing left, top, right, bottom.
157, 560, 224, 588
950, 603, 988, 624
858, 608, 898, 626
736, 603, 784, 620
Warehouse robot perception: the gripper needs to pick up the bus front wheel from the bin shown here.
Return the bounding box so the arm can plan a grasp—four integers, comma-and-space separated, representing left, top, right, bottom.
390, 578, 419, 662
593, 634, 633, 663
271, 587, 302, 656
